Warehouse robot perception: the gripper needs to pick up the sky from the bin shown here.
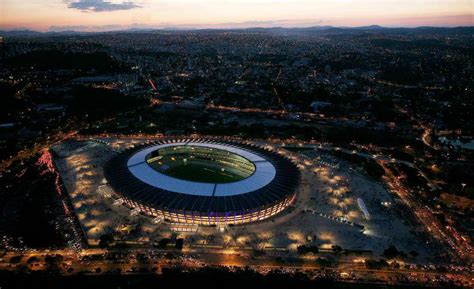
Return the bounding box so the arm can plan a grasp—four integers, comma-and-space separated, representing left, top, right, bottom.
0, 0, 472, 32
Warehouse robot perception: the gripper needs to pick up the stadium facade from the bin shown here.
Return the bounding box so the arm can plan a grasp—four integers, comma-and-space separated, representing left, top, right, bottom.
104, 139, 300, 225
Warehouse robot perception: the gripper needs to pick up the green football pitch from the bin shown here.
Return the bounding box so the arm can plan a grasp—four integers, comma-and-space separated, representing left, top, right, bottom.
148, 161, 245, 183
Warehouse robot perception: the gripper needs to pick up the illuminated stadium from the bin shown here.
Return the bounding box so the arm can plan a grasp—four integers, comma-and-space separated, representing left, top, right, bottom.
104, 139, 300, 225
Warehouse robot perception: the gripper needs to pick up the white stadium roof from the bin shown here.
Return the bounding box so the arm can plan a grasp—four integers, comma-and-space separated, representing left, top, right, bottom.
126, 142, 276, 197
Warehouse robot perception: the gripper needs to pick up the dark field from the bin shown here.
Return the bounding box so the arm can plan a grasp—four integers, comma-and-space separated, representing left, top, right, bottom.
148, 160, 245, 183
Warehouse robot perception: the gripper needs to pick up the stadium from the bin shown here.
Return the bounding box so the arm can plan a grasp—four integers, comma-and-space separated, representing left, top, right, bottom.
103, 138, 300, 225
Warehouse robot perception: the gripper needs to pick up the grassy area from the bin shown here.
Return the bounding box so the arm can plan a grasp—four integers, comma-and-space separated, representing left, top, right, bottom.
166, 163, 242, 183
148, 161, 244, 183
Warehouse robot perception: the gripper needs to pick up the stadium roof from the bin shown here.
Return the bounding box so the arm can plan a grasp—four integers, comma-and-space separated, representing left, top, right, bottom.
104, 138, 300, 213
127, 141, 276, 197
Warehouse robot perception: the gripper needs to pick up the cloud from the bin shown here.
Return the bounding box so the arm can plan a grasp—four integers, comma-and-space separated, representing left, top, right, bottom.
65, 0, 141, 12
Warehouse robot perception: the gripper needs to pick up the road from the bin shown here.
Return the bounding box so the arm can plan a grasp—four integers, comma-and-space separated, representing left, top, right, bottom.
0, 248, 472, 287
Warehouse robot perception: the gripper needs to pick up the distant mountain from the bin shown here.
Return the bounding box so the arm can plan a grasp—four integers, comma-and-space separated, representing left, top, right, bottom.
0, 29, 44, 37
1, 25, 472, 38
352, 25, 385, 30
0, 29, 90, 38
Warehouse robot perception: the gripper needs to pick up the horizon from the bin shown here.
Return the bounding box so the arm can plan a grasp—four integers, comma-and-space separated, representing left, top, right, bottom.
2, 23, 474, 34
0, 24, 474, 34
0, 0, 472, 32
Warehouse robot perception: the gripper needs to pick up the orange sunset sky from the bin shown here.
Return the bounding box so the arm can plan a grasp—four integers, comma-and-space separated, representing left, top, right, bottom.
0, 0, 472, 31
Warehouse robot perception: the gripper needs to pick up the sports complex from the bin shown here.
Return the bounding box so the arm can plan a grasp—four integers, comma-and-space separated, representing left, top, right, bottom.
104, 139, 301, 225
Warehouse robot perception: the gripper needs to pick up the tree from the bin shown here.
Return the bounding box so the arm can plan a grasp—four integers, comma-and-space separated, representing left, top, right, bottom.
297, 245, 319, 255
158, 238, 170, 249
175, 238, 184, 250
9, 255, 22, 264
99, 233, 114, 248
331, 245, 343, 253
275, 256, 285, 264
27, 256, 39, 264
383, 245, 407, 259
45, 254, 64, 272
409, 250, 419, 258
365, 259, 388, 269
315, 257, 333, 267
